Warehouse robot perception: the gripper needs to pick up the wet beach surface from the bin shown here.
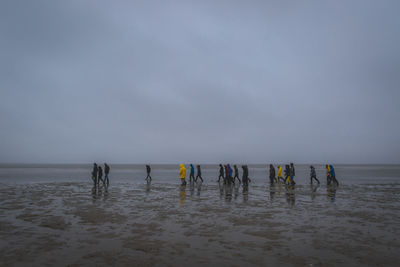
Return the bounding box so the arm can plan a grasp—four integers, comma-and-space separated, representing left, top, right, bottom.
0, 165, 399, 266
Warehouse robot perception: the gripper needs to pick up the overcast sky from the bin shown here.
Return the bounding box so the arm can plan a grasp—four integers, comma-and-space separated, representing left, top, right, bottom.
1, 0, 399, 164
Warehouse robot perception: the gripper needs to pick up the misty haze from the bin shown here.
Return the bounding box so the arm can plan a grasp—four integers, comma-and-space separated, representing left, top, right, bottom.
0, 1, 399, 267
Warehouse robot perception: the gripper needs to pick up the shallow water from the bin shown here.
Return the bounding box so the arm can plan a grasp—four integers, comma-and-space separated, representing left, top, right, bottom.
0, 164, 399, 266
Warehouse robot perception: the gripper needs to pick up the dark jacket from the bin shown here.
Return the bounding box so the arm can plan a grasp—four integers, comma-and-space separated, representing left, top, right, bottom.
197, 165, 201, 175
219, 165, 224, 174
234, 165, 239, 176
227, 164, 233, 177
290, 164, 295, 176
242, 165, 249, 180
105, 164, 110, 174
190, 164, 195, 175
98, 166, 103, 178
92, 164, 98, 176
310, 167, 316, 177
269, 165, 275, 178
146, 165, 151, 173
329, 165, 335, 177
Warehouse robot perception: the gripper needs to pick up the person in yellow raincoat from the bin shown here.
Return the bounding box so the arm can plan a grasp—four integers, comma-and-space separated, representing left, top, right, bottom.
326, 164, 331, 185
277, 165, 284, 182
179, 164, 186, 185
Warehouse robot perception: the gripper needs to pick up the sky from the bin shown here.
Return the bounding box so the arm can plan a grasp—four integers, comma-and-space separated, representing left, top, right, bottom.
1, 0, 400, 164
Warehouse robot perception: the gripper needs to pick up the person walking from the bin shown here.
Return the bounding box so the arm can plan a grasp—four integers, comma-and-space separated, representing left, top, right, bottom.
227, 164, 233, 184
189, 164, 195, 182
179, 164, 187, 185
104, 163, 110, 185
224, 165, 228, 184
195, 165, 203, 182
290, 163, 296, 185
233, 165, 241, 183
277, 165, 284, 182
217, 164, 224, 182
145, 165, 152, 181
329, 165, 339, 185
284, 165, 290, 184
269, 164, 276, 184
242, 165, 249, 186
310, 165, 320, 184
98, 166, 104, 184
326, 165, 331, 185
92, 163, 98, 185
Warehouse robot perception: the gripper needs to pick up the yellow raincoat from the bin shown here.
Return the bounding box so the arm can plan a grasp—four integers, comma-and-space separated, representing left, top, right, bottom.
277, 166, 282, 178
179, 164, 186, 179
326, 165, 331, 177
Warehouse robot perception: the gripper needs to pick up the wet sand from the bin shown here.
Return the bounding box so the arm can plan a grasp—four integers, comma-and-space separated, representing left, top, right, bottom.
0, 165, 400, 266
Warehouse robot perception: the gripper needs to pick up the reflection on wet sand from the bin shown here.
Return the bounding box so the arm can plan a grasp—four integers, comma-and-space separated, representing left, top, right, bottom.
243, 184, 249, 202
269, 183, 276, 202
189, 180, 195, 197
225, 184, 233, 202
196, 181, 202, 196
234, 183, 240, 200
1, 177, 399, 267
310, 183, 319, 201
327, 184, 338, 203
218, 181, 224, 199
146, 180, 151, 194
285, 184, 295, 207
179, 184, 186, 205
92, 184, 109, 202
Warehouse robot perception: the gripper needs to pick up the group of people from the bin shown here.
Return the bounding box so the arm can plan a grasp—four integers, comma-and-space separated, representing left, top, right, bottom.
268, 163, 296, 185
179, 164, 203, 185
217, 164, 250, 185
90, 163, 339, 187
91, 163, 110, 186
178, 163, 251, 186
268, 163, 339, 186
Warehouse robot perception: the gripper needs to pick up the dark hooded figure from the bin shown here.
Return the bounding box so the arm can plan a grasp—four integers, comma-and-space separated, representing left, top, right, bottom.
233, 165, 241, 183
218, 164, 224, 182
98, 166, 104, 184
284, 165, 290, 184
224, 165, 228, 184
92, 163, 98, 184
189, 164, 195, 182
146, 165, 152, 181
195, 165, 203, 182
290, 163, 296, 185
310, 165, 320, 184
104, 163, 110, 185
227, 164, 233, 184
269, 164, 276, 184
242, 165, 249, 186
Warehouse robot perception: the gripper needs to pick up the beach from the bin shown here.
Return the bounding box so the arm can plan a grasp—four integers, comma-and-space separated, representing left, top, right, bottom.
0, 164, 399, 266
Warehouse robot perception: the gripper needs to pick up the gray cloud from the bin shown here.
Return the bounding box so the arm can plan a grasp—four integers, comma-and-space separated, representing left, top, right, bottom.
1, 0, 400, 164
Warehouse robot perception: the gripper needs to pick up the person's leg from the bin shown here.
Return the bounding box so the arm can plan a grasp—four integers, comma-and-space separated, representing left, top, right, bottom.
333, 176, 339, 185
315, 176, 320, 184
